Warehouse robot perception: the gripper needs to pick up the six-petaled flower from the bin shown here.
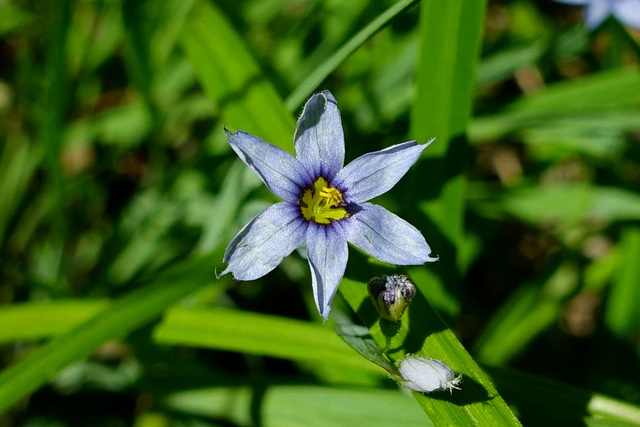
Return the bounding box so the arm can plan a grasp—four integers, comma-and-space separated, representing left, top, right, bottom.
221, 91, 437, 319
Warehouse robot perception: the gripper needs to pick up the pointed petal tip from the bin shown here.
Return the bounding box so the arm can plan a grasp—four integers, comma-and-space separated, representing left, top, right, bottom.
415, 248, 439, 265
306, 91, 328, 105
306, 224, 348, 322
345, 204, 438, 266
225, 128, 248, 142
217, 264, 236, 280
424, 253, 439, 264
215, 267, 227, 279
319, 90, 336, 103
303, 90, 338, 117
398, 253, 438, 266
223, 127, 237, 139
403, 137, 435, 149
319, 304, 331, 322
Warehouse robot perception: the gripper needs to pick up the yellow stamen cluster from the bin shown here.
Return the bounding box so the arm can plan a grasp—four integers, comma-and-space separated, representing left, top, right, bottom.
300, 177, 349, 225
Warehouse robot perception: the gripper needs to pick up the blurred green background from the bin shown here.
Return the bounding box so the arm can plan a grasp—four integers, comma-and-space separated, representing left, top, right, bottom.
1, 0, 640, 425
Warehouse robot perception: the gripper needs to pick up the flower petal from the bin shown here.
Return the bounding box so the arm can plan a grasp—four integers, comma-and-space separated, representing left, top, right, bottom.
334, 139, 433, 203
584, 0, 611, 28
613, 0, 640, 29
306, 222, 348, 320
294, 91, 345, 180
227, 129, 311, 203
222, 202, 307, 280
344, 203, 437, 265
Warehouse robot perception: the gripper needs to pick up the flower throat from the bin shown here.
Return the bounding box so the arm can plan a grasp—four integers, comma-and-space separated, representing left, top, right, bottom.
300, 177, 349, 224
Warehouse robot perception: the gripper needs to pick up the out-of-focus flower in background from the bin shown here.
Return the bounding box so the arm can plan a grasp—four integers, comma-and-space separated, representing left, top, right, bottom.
552, 0, 640, 29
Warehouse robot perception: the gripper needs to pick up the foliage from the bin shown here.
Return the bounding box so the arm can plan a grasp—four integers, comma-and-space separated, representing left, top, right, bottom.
1, 0, 640, 425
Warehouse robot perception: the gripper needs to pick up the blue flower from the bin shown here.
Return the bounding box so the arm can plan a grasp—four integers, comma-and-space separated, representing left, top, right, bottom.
221, 91, 436, 319
553, 0, 640, 29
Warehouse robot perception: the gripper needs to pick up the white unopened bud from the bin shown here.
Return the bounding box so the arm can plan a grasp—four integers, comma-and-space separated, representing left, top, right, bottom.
397, 355, 462, 393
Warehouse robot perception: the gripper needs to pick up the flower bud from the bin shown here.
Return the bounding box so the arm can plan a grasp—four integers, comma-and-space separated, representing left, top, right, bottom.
367, 275, 416, 322
397, 355, 461, 393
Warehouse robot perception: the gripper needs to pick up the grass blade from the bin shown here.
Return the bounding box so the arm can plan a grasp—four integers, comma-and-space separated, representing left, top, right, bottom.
285, 0, 421, 111
0, 256, 215, 415
0, 301, 108, 343
164, 385, 432, 426
153, 307, 379, 375
407, 0, 488, 318
180, 0, 294, 150
339, 276, 521, 426
605, 227, 640, 337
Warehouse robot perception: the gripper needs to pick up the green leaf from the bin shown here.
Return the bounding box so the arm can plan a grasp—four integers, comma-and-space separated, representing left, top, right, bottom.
0, 136, 40, 246
411, 1, 487, 154
285, 0, 421, 112
407, 0, 487, 319
180, 0, 294, 151
333, 313, 395, 373
38, 0, 73, 283
488, 366, 640, 426
339, 277, 521, 427
0, 1, 33, 36
518, 112, 638, 159
196, 161, 262, 252
498, 184, 640, 225
476, 41, 547, 85
152, 307, 380, 375
471, 68, 640, 142
605, 227, 640, 339
0, 256, 215, 415
121, 0, 160, 122
164, 385, 432, 427
0, 300, 108, 343
473, 263, 579, 366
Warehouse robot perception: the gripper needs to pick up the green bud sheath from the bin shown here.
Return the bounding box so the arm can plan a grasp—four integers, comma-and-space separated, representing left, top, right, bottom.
367, 275, 416, 322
